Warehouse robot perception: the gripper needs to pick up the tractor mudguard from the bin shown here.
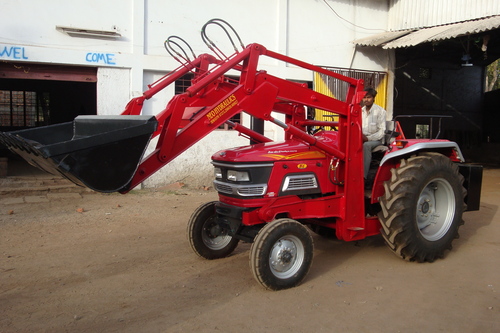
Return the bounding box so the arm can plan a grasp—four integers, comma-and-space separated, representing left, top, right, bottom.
0, 115, 157, 192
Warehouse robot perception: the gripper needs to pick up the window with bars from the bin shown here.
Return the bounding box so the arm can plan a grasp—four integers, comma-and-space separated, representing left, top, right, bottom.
174, 73, 194, 95
0, 90, 50, 127
175, 73, 241, 130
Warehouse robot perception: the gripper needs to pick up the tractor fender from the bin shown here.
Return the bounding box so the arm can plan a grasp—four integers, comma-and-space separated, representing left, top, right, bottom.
379, 141, 465, 167
371, 141, 465, 203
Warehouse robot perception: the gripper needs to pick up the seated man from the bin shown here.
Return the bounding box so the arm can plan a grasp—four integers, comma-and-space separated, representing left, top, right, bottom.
361, 88, 387, 182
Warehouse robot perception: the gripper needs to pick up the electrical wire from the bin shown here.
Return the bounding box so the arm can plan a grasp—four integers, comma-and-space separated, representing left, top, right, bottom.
321, 0, 385, 32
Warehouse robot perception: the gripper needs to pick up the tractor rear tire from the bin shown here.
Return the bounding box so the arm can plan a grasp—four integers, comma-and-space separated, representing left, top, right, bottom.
378, 153, 466, 262
187, 201, 239, 260
250, 219, 313, 290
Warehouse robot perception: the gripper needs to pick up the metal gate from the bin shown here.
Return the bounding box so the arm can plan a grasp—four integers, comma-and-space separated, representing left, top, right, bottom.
313, 68, 387, 122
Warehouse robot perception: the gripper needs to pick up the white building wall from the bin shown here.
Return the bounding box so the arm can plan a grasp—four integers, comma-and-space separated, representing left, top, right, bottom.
289, 0, 389, 69
0, 0, 393, 188
97, 68, 131, 116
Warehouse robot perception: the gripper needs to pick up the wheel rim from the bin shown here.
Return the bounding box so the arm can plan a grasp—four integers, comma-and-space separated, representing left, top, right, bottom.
416, 178, 456, 241
201, 218, 233, 250
269, 235, 305, 279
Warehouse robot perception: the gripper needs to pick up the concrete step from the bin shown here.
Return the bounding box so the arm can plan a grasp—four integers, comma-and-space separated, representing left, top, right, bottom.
0, 159, 93, 197
0, 176, 93, 196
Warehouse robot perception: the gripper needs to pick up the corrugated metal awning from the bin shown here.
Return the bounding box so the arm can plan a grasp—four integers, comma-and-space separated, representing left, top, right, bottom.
354, 15, 500, 49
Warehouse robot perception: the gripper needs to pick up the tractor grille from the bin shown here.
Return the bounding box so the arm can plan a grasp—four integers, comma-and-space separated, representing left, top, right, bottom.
282, 174, 318, 191
237, 185, 267, 196
214, 182, 233, 195
214, 180, 267, 197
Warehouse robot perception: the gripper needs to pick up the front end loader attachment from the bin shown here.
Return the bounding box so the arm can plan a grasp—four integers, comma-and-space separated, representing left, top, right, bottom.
0, 115, 157, 193
0, 22, 364, 195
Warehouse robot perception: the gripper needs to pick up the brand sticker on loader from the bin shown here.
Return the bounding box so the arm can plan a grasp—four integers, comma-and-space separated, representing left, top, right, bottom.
207, 94, 238, 124
297, 164, 307, 169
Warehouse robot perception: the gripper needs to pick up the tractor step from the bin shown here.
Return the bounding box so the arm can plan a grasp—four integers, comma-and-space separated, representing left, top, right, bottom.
0, 115, 157, 193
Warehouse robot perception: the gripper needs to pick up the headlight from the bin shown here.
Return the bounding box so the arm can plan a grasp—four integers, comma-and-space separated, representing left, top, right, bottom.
214, 167, 222, 179
227, 170, 250, 182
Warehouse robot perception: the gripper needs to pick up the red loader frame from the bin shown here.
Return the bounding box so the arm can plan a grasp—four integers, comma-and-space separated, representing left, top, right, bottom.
119, 43, 376, 241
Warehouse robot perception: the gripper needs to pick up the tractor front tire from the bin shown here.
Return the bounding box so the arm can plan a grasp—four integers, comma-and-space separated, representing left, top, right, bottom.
187, 201, 239, 260
250, 219, 313, 290
378, 153, 466, 262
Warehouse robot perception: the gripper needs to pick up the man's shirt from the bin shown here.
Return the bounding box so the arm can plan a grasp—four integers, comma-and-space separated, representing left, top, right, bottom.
362, 104, 387, 142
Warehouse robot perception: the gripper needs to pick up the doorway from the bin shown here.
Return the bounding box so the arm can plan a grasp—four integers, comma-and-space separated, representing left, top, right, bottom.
0, 62, 97, 172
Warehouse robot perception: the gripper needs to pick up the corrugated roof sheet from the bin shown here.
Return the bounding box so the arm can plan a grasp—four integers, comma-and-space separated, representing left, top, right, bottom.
388, 0, 500, 30
355, 15, 500, 49
354, 30, 414, 47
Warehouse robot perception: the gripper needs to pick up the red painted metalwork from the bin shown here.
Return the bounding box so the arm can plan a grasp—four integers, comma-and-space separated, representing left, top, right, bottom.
115, 42, 381, 241
0, 62, 97, 82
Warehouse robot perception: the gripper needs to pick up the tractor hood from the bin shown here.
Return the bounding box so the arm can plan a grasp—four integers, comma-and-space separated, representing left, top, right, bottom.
212, 131, 339, 163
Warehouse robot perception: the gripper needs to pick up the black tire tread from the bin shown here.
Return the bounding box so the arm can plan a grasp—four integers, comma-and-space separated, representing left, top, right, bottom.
250, 219, 313, 290
187, 201, 239, 260
378, 153, 466, 262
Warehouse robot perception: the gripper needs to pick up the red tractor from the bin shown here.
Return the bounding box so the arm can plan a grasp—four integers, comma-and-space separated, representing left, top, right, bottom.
0, 20, 482, 290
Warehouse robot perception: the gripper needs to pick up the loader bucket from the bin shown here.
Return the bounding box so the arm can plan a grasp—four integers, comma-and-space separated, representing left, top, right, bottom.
0, 115, 158, 193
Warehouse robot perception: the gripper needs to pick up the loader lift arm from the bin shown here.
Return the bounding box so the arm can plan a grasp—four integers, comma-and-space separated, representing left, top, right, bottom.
120, 43, 365, 193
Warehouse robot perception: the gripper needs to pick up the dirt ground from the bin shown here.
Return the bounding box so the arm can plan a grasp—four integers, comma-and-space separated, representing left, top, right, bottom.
1, 169, 499, 333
